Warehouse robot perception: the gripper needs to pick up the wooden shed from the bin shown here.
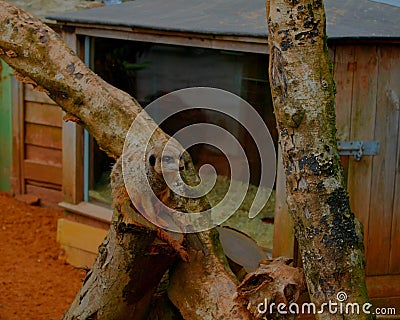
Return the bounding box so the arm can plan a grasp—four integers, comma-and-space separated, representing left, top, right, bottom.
0, 0, 103, 201
4, 0, 399, 307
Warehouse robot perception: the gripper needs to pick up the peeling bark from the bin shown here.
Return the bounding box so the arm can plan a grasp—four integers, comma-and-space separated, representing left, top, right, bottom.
267, 1, 373, 319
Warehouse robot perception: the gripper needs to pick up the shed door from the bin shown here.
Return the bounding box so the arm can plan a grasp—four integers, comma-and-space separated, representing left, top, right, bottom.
334, 44, 400, 279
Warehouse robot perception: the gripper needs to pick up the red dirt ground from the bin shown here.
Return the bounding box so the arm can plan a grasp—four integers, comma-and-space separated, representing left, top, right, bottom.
0, 192, 86, 320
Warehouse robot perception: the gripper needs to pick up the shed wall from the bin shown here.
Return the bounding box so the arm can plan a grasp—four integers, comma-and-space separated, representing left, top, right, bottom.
332, 44, 400, 280
11, 83, 63, 205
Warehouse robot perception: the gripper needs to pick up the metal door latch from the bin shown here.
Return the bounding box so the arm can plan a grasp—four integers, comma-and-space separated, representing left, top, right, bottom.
337, 141, 380, 161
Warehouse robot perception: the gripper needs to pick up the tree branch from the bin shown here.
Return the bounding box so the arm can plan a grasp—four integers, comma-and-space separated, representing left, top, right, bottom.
267, 0, 373, 319
0, 0, 150, 158
0, 1, 251, 318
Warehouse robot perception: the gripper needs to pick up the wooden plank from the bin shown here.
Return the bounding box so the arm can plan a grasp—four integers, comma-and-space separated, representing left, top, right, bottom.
75, 26, 269, 54
26, 179, 62, 191
370, 46, 400, 273
366, 275, 400, 298
25, 145, 62, 166
62, 120, 84, 204
333, 45, 355, 183
63, 209, 110, 230
273, 147, 294, 258
61, 25, 78, 54
60, 30, 85, 205
368, 45, 399, 276
25, 101, 62, 127
25, 184, 62, 205
59, 244, 98, 268
387, 46, 400, 274
24, 84, 56, 105
390, 131, 400, 271
347, 45, 378, 271
11, 78, 25, 195
23, 159, 62, 185
24, 123, 62, 149
59, 201, 112, 224
57, 218, 108, 254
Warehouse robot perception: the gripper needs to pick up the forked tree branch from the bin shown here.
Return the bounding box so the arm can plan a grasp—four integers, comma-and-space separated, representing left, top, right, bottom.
0, 1, 251, 318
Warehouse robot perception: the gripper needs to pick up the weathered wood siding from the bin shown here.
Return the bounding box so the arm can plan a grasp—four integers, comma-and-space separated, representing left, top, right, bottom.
11, 84, 63, 204
333, 44, 399, 273
334, 43, 400, 300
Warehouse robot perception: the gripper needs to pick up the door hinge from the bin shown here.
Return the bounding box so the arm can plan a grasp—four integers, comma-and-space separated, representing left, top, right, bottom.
337, 141, 380, 161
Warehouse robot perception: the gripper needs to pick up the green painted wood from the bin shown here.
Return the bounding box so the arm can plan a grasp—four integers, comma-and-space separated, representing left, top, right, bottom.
0, 61, 13, 192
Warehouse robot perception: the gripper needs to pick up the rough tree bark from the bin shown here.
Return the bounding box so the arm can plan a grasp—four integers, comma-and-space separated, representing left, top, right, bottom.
267, 0, 373, 319
0, 1, 251, 319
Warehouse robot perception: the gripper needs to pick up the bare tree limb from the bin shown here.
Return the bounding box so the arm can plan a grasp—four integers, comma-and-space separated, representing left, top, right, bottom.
267, 0, 373, 319
0, 1, 251, 318
0, 0, 149, 158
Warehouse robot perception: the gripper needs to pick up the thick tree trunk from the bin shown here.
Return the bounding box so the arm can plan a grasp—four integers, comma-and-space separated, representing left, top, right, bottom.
0, 2, 250, 318
267, 0, 373, 319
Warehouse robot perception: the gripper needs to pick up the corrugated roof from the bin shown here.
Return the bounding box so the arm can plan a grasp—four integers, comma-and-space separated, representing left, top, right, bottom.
47, 0, 400, 40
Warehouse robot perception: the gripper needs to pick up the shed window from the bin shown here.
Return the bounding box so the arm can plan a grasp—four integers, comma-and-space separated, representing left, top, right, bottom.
85, 37, 277, 205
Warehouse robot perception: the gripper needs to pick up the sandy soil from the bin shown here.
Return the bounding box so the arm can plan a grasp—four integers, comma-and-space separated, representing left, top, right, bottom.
0, 192, 86, 320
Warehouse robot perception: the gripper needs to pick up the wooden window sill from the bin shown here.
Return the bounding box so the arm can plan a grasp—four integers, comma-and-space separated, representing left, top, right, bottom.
59, 201, 112, 223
